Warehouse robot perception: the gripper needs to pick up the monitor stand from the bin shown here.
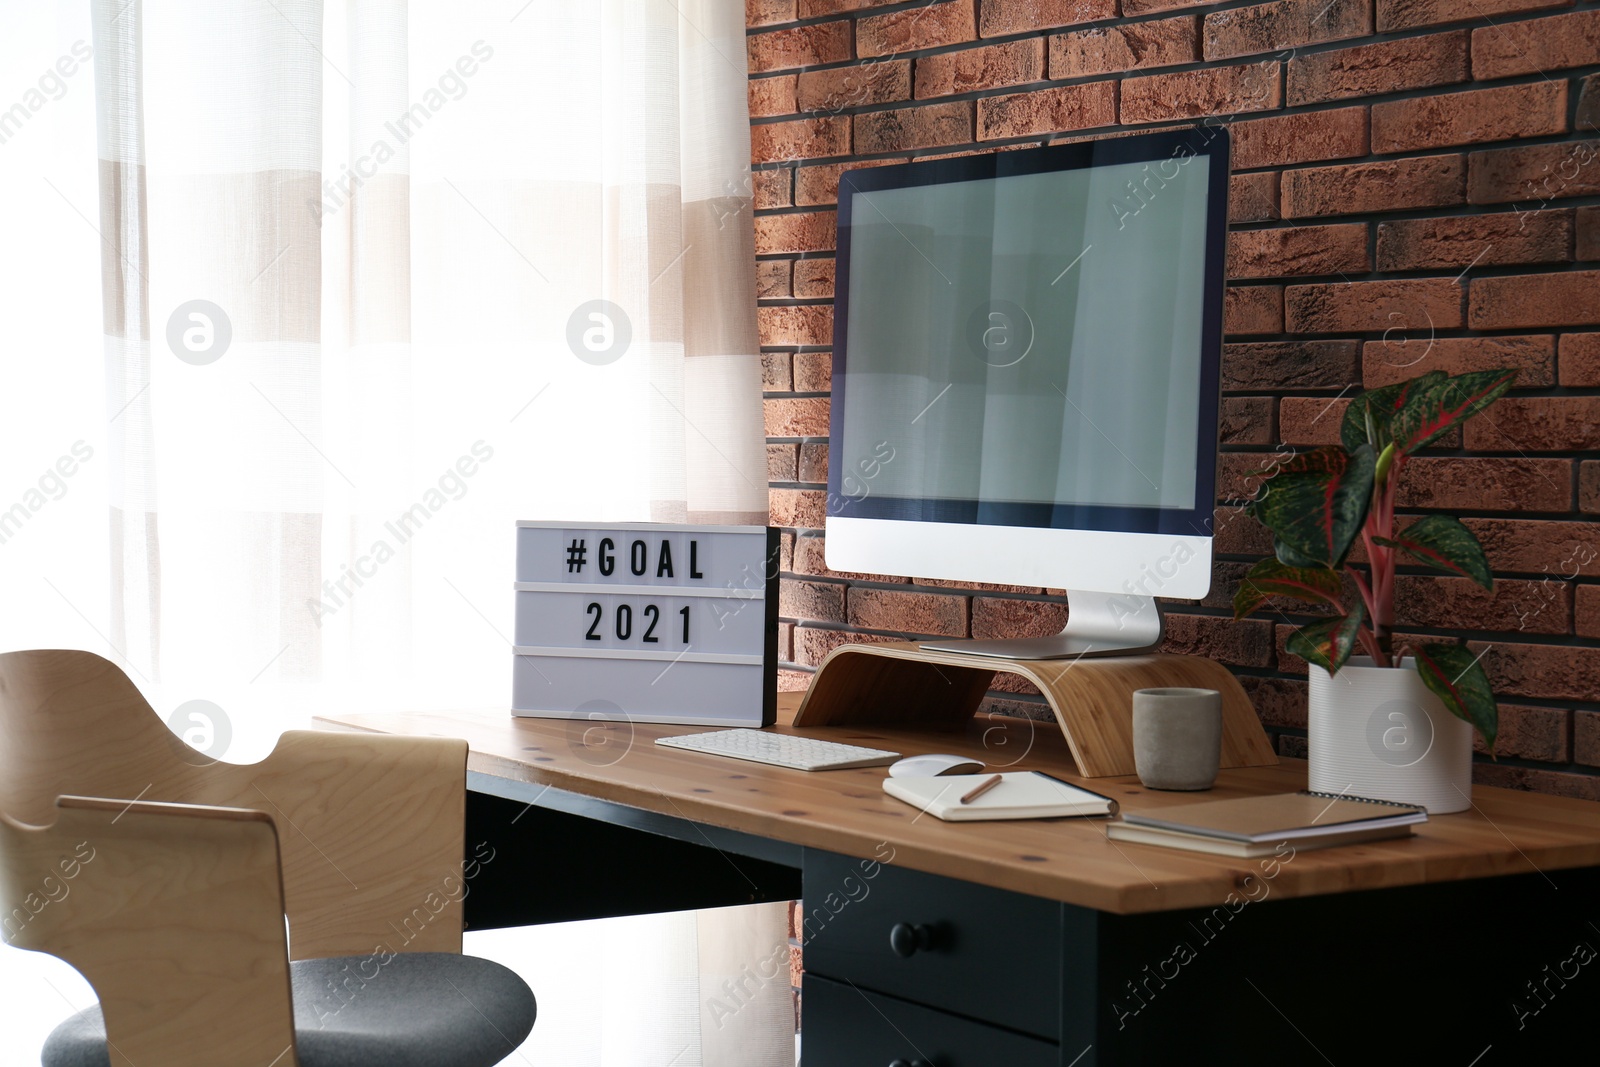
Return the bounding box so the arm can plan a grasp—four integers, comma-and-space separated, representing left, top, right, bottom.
919, 591, 1163, 661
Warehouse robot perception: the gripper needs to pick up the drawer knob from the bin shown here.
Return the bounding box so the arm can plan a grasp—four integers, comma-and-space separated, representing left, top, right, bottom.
889, 922, 935, 958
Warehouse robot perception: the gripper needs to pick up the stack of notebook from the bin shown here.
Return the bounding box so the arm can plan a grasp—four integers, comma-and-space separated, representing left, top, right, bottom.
1106, 791, 1427, 857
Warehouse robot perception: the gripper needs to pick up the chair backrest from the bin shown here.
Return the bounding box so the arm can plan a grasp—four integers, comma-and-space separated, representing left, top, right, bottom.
0, 648, 469, 959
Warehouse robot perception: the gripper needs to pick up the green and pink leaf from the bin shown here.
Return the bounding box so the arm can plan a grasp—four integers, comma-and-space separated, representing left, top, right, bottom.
1374, 515, 1494, 590
1413, 642, 1499, 753
1388, 370, 1517, 454
1246, 445, 1375, 569
1233, 558, 1344, 619
1286, 603, 1367, 675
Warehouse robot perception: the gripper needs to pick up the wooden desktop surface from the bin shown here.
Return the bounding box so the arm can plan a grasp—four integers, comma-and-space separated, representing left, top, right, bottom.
316, 693, 1600, 915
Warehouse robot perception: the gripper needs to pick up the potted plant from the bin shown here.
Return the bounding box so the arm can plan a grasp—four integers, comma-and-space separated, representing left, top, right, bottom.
1232, 369, 1516, 813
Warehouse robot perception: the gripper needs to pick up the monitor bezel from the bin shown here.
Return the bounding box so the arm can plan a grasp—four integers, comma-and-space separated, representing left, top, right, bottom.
827, 125, 1231, 539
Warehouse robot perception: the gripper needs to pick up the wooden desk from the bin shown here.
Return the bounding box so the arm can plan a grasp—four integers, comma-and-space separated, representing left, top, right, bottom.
319, 693, 1600, 1065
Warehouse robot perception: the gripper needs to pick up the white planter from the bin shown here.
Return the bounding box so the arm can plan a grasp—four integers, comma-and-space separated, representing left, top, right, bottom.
1307, 657, 1474, 814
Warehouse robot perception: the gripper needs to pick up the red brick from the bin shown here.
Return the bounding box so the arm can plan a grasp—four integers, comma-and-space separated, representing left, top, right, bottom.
1396, 575, 1570, 635
1475, 704, 1570, 762
1371, 82, 1567, 154
793, 159, 899, 207
1216, 452, 1273, 501
748, 0, 797, 28
1226, 223, 1368, 280
1240, 676, 1308, 729
1220, 397, 1275, 445
916, 38, 1044, 98
1397, 458, 1572, 512
751, 117, 850, 164
800, 0, 901, 15
750, 76, 798, 118
1229, 107, 1368, 170
1467, 140, 1600, 206
847, 587, 969, 636
1049, 17, 1197, 79
1472, 640, 1600, 702
1579, 206, 1600, 261
1463, 397, 1600, 452
777, 667, 812, 692
778, 621, 793, 663
1377, 0, 1575, 33
793, 258, 834, 298
762, 351, 791, 391
1282, 156, 1465, 218
1580, 710, 1600, 766
796, 61, 911, 113
779, 578, 847, 622
854, 101, 972, 154
1286, 279, 1464, 333
753, 168, 793, 210
859, 0, 976, 58
971, 597, 1071, 640
747, 22, 853, 74
1560, 333, 1600, 386
1279, 396, 1350, 446
794, 350, 832, 391
1362, 335, 1556, 389
1472, 764, 1600, 802
756, 260, 791, 300
1471, 9, 1600, 79
1230, 172, 1280, 224
1214, 505, 1275, 555
791, 626, 903, 667
1469, 270, 1600, 330
1578, 584, 1600, 638
1582, 462, 1600, 513
758, 306, 832, 347
755, 211, 836, 254
1376, 210, 1572, 271
792, 534, 907, 582
1286, 30, 1467, 107
1224, 285, 1283, 335
1203, 0, 1371, 62
769, 442, 798, 481
1223, 340, 1360, 390
1121, 62, 1281, 124
1121, 0, 1213, 13
1162, 613, 1274, 668
977, 82, 1116, 140
1464, 519, 1600, 576
979, 0, 1117, 36
764, 396, 830, 436
799, 441, 828, 483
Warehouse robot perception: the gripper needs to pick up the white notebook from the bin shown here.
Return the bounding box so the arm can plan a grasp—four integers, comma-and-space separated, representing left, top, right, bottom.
882, 771, 1119, 822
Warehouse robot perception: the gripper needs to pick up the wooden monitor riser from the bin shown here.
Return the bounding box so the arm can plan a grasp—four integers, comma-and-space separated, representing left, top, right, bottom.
792, 641, 1277, 778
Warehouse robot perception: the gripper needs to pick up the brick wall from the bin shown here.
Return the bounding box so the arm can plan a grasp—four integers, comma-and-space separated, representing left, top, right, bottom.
748, 0, 1600, 799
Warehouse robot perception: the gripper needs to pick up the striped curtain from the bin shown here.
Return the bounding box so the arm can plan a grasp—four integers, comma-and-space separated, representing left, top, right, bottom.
89, 0, 766, 723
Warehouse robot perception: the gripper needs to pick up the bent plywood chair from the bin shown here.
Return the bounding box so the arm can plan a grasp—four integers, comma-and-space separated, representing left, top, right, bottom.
0, 648, 535, 1067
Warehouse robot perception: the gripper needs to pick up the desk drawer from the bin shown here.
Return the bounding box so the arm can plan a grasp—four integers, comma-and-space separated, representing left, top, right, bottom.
802, 850, 1062, 1040
803, 974, 1058, 1067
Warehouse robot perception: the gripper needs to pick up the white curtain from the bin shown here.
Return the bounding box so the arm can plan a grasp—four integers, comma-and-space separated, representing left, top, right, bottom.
2, 2, 789, 1064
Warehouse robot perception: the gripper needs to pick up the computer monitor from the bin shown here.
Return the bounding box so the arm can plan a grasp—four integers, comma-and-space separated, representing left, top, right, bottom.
825, 126, 1230, 660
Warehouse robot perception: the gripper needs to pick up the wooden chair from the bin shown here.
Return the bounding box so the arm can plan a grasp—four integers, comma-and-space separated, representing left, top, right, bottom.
0, 649, 536, 1067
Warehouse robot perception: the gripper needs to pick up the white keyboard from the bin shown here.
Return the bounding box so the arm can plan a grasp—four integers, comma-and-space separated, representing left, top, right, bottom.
655, 729, 900, 772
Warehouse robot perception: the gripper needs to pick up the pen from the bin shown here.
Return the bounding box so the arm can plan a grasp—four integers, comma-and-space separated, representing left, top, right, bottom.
960, 774, 1003, 805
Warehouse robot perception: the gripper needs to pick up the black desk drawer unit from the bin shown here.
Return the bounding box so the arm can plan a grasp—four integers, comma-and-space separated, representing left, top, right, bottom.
801, 850, 1064, 1043
803, 975, 1059, 1067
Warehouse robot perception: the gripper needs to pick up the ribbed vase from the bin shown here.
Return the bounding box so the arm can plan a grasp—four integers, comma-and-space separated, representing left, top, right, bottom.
1307, 657, 1473, 814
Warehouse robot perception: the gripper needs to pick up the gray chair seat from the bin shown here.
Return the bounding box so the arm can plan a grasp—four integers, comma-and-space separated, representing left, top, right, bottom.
42, 952, 536, 1067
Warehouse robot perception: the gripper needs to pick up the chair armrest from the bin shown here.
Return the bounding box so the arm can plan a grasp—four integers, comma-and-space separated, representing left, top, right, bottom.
245, 729, 470, 959
2, 797, 296, 1067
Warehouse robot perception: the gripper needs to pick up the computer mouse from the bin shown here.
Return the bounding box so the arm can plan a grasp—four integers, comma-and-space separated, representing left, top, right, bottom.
888, 753, 987, 778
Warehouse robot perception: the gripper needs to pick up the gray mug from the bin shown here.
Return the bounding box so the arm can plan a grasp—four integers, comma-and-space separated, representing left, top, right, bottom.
1132, 687, 1223, 791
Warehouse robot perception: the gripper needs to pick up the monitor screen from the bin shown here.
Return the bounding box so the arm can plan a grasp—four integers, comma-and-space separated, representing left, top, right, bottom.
831, 130, 1227, 537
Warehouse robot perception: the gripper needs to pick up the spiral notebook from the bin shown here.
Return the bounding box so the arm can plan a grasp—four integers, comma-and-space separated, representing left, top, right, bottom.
1106, 791, 1427, 858
883, 771, 1119, 822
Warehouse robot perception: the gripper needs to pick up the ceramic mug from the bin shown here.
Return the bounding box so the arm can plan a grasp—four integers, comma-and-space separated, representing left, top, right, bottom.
1132, 687, 1223, 791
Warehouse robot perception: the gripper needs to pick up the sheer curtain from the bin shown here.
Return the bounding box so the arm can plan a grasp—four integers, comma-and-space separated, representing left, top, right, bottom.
2, 2, 788, 1064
